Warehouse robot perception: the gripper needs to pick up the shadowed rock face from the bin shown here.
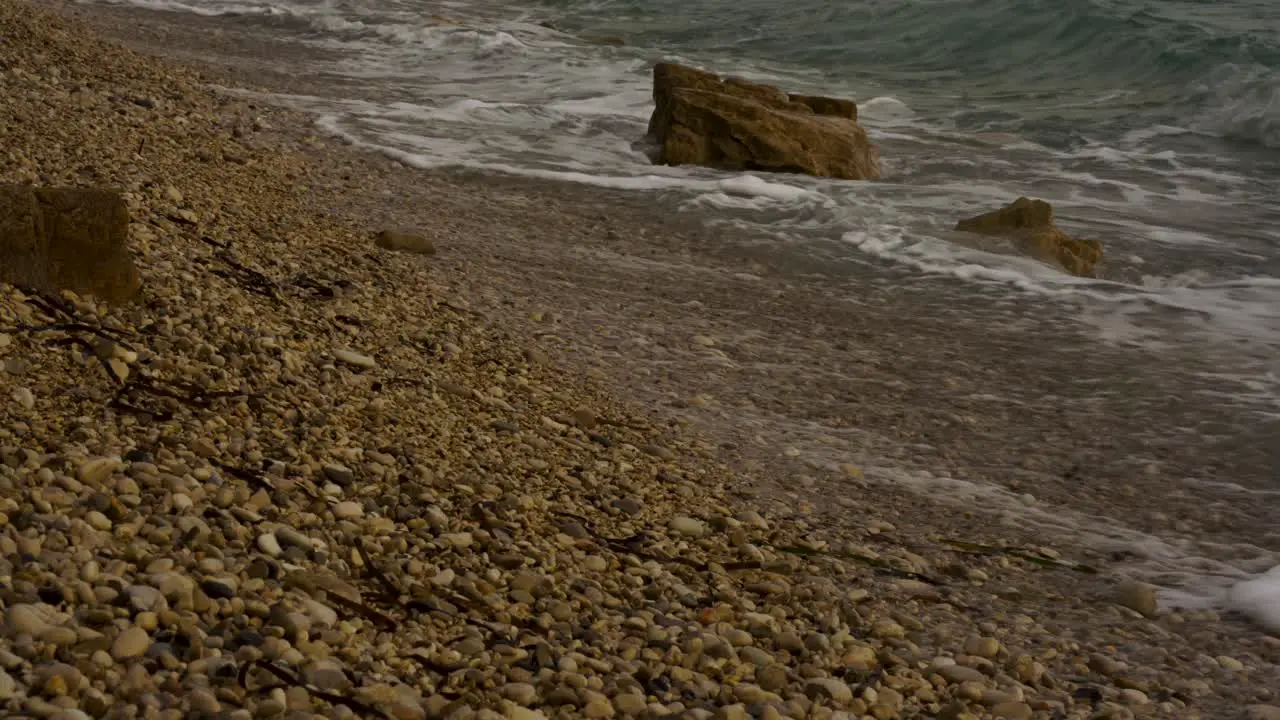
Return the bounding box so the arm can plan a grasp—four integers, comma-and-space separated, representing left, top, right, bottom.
645, 63, 880, 181
0, 185, 141, 303
955, 197, 1104, 277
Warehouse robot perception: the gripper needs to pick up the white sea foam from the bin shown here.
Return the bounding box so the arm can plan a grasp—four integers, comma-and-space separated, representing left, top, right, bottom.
1122, 125, 1189, 143
95, 0, 285, 15
320, 110, 837, 201
1193, 62, 1280, 149
859, 96, 914, 122
1228, 566, 1280, 632
862, 464, 1280, 613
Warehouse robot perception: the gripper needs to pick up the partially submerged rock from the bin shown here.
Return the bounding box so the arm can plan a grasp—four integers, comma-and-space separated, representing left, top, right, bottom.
954, 197, 1103, 277
0, 185, 141, 303
644, 63, 880, 180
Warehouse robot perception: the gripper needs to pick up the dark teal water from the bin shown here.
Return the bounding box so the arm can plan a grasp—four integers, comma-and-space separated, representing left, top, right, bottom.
544, 0, 1280, 151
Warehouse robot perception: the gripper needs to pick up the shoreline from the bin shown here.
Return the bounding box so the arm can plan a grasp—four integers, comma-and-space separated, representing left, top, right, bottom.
2, 0, 1278, 718
85, 0, 1280, 558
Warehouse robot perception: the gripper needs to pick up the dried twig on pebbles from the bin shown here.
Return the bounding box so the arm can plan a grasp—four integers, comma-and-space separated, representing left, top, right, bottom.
238, 659, 392, 719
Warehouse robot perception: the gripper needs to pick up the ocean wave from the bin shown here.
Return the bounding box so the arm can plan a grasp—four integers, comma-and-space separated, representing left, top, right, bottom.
1190, 63, 1280, 148
94, 0, 288, 16
544, 0, 1280, 149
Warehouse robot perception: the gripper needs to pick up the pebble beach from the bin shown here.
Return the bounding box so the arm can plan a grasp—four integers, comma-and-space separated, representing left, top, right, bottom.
1, 1, 1279, 719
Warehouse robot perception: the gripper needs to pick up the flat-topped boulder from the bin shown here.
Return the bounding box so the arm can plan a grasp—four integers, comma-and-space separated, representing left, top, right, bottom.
954, 196, 1103, 277
0, 185, 141, 303
644, 63, 880, 180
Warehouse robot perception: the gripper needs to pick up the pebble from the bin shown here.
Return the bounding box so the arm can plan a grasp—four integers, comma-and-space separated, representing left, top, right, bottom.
201, 579, 237, 600
334, 349, 377, 369
1117, 689, 1148, 706
670, 516, 706, 537
258, 532, 284, 556
714, 705, 748, 720
990, 702, 1033, 720
935, 665, 987, 685
582, 696, 614, 718
277, 526, 314, 549
85, 510, 113, 530
870, 618, 905, 639
758, 665, 788, 691
304, 660, 353, 692
12, 386, 34, 408
77, 457, 120, 486
6, 604, 50, 637
613, 694, 647, 716
41, 627, 78, 646
323, 464, 356, 486
444, 533, 473, 548
777, 631, 803, 652
1217, 655, 1245, 671
111, 626, 151, 660
333, 500, 364, 519
302, 598, 339, 628
805, 678, 853, 705
963, 636, 1000, 659
1115, 580, 1158, 617
502, 683, 538, 706
190, 688, 221, 713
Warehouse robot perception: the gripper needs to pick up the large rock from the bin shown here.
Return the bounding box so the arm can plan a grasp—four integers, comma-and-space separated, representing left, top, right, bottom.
645, 63, 880, 180
954, 197, 1103, 277
0, 185, 141, 303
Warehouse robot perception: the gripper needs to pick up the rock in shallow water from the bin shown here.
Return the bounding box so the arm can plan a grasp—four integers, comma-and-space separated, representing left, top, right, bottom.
645, 63, 879, 181
953, 196, 1103, 277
